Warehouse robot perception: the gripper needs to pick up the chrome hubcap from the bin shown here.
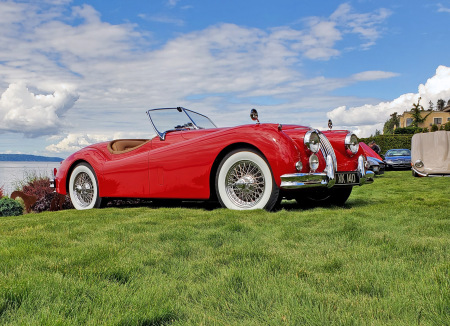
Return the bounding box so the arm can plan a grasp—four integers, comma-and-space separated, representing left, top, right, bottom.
225, 160, 265, 208
73, 172, 94, 207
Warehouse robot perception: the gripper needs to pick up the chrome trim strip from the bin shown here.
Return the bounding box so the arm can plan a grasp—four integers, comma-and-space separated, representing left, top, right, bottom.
280, 172, 329, 189
412, 167, 428, 177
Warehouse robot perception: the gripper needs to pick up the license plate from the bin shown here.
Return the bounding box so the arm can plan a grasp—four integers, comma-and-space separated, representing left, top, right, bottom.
335, 172, 359, 185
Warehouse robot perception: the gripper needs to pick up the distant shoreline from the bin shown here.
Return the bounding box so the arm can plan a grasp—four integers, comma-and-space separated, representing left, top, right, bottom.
0, 154, 64, 162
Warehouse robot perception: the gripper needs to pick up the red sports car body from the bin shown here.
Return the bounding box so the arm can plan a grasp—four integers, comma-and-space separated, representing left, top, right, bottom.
52, 107, 374, 210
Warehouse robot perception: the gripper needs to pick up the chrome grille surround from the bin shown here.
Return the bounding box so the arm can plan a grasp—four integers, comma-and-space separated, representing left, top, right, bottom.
317, 130, 337, 172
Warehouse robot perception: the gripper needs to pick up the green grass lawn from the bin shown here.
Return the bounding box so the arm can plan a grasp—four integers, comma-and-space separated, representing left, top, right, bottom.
1, 171, 449, 325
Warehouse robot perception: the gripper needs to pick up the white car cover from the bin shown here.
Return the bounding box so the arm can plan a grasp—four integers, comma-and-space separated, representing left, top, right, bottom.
411, 131, 450, 176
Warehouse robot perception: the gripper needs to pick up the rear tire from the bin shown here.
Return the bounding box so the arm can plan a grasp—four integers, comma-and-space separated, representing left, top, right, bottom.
69, 163, 102, 210
215, 149, 279, 210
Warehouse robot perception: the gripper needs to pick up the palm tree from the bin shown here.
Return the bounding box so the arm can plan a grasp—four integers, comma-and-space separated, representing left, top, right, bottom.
410, 97, 431, 127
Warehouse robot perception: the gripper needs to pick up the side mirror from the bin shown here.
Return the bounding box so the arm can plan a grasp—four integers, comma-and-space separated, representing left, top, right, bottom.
250, 108, 259, 124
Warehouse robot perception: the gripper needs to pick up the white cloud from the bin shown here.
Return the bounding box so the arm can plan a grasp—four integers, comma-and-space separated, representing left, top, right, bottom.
327, 66, 450, 137
0, 2, 395, 153
351, 71, 400, 81
0, 83, 79, 137
138, 13, 184, 26
437, 3, 450, 13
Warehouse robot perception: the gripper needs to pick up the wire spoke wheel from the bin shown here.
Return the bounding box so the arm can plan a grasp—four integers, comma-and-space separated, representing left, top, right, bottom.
225, 160, 265, 208
215, 149, 279, 210
69, 163, 102, 210
73, 172, 94, 207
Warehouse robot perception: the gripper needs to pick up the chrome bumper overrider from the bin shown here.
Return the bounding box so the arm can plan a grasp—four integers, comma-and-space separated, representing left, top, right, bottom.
280, 155, 374, 189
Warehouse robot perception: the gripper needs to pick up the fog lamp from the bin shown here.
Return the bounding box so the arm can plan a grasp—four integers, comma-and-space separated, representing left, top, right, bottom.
309, 154, 319, 172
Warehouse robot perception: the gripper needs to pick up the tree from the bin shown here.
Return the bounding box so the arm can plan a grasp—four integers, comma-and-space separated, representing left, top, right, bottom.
410, 97, 432, 127
383, 112, 400, 135
436, 99, 445, 111
428, 100, 434, 111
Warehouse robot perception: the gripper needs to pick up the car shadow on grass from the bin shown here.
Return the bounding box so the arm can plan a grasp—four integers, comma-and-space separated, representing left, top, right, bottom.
102, 197, 371, 212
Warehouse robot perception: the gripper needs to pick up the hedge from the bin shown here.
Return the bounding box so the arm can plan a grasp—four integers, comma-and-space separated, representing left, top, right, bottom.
359, 134, 412, 156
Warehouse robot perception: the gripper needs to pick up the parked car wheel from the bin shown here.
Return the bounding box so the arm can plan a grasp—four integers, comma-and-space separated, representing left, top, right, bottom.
296, 186, 352, 207
215, 149, 279, 210
69, 163, 102, 210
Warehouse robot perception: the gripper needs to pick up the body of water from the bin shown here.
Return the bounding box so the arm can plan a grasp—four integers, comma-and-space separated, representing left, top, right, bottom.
0, 161, 61, 196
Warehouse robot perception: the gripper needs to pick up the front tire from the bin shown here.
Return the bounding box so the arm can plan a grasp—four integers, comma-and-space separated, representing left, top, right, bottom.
215, 149, 279, 210
69, 163, 102, 210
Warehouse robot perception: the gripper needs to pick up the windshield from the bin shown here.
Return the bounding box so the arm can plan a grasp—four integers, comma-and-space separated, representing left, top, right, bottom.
386, 149, 411, 157
147, 107, 216, 140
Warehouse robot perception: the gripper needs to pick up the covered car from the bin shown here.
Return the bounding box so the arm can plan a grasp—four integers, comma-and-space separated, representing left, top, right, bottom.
384, 149, 411, 170
411, 131, 450, 177
52, 107, 374, 211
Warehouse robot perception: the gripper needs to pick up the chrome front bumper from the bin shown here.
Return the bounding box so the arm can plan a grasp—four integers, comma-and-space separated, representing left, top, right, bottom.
280, 155, 374, 189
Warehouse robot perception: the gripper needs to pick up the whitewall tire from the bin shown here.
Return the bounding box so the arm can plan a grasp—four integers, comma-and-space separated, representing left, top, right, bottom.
215, 149, 279, 210
69, 163, 102, 210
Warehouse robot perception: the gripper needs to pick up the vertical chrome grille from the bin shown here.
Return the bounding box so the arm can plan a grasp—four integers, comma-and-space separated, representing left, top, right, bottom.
318, 131, 337, 171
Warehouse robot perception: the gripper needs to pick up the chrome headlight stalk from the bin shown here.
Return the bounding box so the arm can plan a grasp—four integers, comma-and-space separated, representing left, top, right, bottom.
304, 130, 320, 153
345, 133, 359, 155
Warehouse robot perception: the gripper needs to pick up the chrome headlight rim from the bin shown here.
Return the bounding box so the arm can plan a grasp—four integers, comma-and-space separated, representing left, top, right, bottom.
414, 159, 424, 169
304, 130, 320, 153
345, 132, 359, 154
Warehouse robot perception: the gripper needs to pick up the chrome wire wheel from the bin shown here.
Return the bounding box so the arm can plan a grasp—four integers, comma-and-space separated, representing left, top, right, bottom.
73, 172, 94, 208
69, 163, 102, 210
225, 160, 265, 208
215, 149, 280, 210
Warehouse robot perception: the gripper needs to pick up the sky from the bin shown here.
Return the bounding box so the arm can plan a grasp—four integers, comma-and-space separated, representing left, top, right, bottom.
0, 0, 449, 158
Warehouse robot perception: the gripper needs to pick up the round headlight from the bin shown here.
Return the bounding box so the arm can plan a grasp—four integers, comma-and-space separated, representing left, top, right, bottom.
309, 154, 319, 172
414, 160, 424, 168
304, 130, 320, 153
345, 133, 359, 154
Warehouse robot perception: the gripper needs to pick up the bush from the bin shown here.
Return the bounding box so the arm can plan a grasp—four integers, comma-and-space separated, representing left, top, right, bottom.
20, 176, 53, 199
33, 193, 74, 213
445, 122, 450, 131
431, 124, 439, 132
360, 134, 412, 156
0, 197, 24, 217
394, 127, 422, 134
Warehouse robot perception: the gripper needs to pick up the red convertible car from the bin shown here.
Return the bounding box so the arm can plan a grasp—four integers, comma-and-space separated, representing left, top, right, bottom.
52, 107, 374, 210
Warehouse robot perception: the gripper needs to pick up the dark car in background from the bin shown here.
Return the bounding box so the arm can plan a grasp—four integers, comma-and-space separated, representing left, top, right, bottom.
384, 149, 411, 170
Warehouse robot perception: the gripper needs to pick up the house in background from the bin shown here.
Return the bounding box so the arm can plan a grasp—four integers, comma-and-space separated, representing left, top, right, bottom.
398, 106, 450, 129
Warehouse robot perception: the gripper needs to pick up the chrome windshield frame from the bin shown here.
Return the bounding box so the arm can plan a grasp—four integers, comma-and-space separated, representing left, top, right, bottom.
146, 107, 217, 140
